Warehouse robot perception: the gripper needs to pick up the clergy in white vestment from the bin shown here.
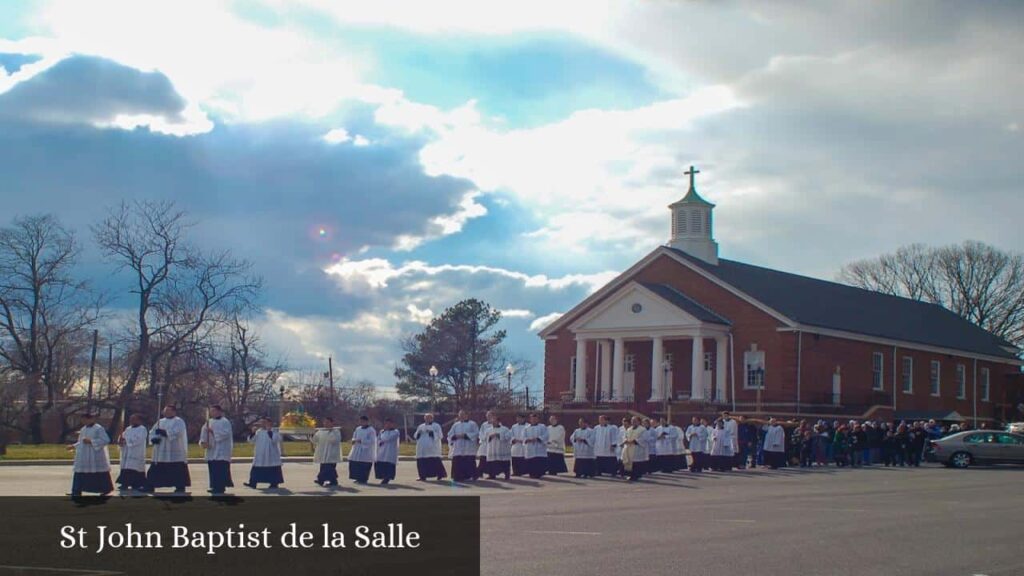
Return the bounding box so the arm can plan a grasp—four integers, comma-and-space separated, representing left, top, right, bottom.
672, 423, 686, 471
375, 418, 400, 485
709, 419, 733, 471
570, 418, 596, 478
68, 412, 114, 496
116, 412, 148, 491
762, 418, 787, 469
616, 417, 630, 476
199, 405, 234, 494
546, 415, 568, 475
148, 405, 191, 493
633, 420, 652, 477
349, 416, 377, 484
722, 411, 740, 469
413, 414, 446, 481
685, 417, 707, 472
482, 413, 512, 479
654, 418, 678, 473
510, 414, 528, 476
311, 416, 342, 486
476, 410, 495, 478
641, 419, 657, 474
245, 417, 284, 488
447, 410, 479, 482
592, 415, 618, 476
523, 413, 549, 479
620, 417, 645, 481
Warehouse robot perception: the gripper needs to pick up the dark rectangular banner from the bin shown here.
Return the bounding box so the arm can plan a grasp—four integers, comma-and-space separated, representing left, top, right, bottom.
0, 496, 479, 576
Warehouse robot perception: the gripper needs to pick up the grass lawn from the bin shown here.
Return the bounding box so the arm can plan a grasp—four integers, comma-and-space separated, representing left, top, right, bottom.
1, 442, 419, 461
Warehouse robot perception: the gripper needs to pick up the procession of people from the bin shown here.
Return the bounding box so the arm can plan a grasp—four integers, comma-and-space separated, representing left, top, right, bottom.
66, 404, 961, 496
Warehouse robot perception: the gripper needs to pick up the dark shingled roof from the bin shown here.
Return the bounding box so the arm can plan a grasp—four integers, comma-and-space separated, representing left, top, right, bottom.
640, 282, 731, 325
666, 247, 1019, 360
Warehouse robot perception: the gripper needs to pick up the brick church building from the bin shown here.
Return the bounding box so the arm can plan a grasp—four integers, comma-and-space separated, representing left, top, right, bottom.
539, 168, 1022, 425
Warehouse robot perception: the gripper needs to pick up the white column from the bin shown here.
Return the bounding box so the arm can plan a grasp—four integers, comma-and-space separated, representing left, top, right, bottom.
715, 336, 728, 403
600, 340, 612, 401
691, 335, 704, 400
612, 338, 625, 400
574, 338, 587, 401
649, 336, 664, 401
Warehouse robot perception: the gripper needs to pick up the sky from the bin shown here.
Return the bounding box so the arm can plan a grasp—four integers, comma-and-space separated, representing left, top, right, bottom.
1, 1, 1022, 394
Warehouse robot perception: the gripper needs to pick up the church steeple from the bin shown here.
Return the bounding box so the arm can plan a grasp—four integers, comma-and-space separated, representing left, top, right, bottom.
667, 165, 719, 265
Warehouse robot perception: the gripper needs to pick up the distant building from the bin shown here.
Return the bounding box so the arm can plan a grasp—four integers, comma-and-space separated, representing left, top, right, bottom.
539, 167, 1021, 424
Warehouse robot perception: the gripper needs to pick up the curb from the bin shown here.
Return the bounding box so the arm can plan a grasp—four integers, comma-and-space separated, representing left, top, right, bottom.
0, 456, 433, 467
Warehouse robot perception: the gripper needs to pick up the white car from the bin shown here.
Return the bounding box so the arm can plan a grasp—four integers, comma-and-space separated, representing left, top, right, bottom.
1007, 422, 1024, 434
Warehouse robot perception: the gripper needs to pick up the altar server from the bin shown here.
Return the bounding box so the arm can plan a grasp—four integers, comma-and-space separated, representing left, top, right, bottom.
685, 417, 706, 472
763, 418, 787, 469
311, 416, 342, 486
523, 412, 549, 479
593, 415, 618, 476
722, 411, 740, 470
245, 417, 284, 488
349, 415, 377, 484
199, 405, 234, 494
570, 418, 596, 478
546, 414, 568, 475
447, 410, 479, 482
616, 417, 629, 476
68, 412, 114, 496
476, 410, 494, 478
148, 405, 190, 493
642, 419, 657, 473
375, 418, 400, 485
510, 414, 528, 476
483, 413, 512, 480
620, 417, 645, 481
710, 419, 732, 471
413, 413, 446, 481
654, 418, 678, 473
116, 413, 148, 492
672, 422, 686, 471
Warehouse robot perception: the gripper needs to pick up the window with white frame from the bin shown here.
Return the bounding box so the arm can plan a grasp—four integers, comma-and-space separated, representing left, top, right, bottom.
872, 352, 884, 391
956, 364, 966, 399
743, 348, 765, 390
929, 360, 941, 396
703, 351, 713, 371
980, 367, 990, 401
625, 354, 636, 373
902, 356, 913, 393
569, 356, 577, 390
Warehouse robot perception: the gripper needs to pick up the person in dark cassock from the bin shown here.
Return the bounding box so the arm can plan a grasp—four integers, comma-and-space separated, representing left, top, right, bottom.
570, 418, 596, 478
245, 417, 284, 489
523, 413, 549, 479
413, 413, 446, 481
483, 412, 512, 479
592, 415, 618, 476
349, 415, 377, 484
199, 405, 234, 494
375, 418, 400, 485
147, 405, 191, 493
546, 414, 568, 475
311, 416, 342, 486
447, 410, 479, 482
510, 413, 529, 476
116, 413, 148, 492
68, 413, 114, 496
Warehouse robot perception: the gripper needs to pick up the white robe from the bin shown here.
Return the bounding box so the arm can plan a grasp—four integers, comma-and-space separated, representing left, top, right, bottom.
763, 425, 786, 453
710, 427, 733, 457
546, 424, 566, 454
349, 425, 377, 463
118, 425, 147, 471
413, 422, 443, 458
592, 424, 617, 458
634, 428, 651, 462
150, 416, 188, 463
510, 423, 528, 458
199, 417, 233, 462
655, 425, 678, 456
616, 425, 628, 459
376, 429, 400, 464
73, 424, 111, 473
672, 425, 686, 455
570, 427, 595, 459
724, 418, 739, 453
644, 427, 658, 457
686, 424, 708, 453
484, 424, 512, 462
311, 428, 342, 464
447, 420, 479, 458
249, 428, 282, 467
477, 422, 493, 457
524, 423, 548, 459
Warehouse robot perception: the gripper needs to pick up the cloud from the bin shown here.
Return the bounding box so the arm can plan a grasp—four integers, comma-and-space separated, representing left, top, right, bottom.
529, 312, 563, 332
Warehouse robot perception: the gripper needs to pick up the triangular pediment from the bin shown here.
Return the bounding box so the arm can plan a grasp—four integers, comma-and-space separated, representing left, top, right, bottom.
569, 282, 706, 334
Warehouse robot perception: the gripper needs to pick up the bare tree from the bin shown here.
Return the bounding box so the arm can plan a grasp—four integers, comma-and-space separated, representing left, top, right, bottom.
839, 241, 1024, 348
207, 316, 284, 435
0, 214, 99, 443
93, 201, 262, 434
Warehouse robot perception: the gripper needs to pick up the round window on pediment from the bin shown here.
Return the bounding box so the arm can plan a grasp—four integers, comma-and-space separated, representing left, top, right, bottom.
631, 303, 643, 314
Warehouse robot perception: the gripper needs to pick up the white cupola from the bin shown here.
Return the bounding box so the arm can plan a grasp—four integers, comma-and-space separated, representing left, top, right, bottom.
667, 165, 719, 265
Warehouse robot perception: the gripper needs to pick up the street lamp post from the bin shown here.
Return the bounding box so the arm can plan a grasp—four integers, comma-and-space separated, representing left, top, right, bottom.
505, 363, 515, 407
428, 365, 438, 414
156, 382, 165, 421
278, 385, 286, 422
662, 359, 672, 422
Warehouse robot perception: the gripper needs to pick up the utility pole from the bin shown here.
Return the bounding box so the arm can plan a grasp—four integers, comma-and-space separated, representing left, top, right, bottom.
86, 330, 99, 408
328, 356, 335, 405
106, 342, 114, 397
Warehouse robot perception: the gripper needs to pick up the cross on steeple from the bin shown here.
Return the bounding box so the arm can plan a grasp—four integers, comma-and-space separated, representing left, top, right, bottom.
684, 165, 700, 191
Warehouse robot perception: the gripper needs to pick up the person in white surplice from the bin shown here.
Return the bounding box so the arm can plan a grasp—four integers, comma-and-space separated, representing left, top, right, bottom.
148, 405, 190, 493
510, 413, 528, 477
245, 417, 283, 489
349, 415, 377, 484
523, 413, 548, 479
116, 412, 148, 492
592, 415, 618, 477
68, 412, 114, 496
546, 414, 568, 475
199, 405, 234, 494
476, 410, 495, 478
482, 412, 512, 480
413, 413, 446, 481
570, 418, 596, 478
311, 416, 342, 486
686, 416, 708, 473
375, 418, 400, 485
448, 410, 479, 482
763, 417, 787, 469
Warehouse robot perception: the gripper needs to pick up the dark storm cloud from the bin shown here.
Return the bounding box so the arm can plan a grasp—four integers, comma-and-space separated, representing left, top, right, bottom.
0, 54, 188, 125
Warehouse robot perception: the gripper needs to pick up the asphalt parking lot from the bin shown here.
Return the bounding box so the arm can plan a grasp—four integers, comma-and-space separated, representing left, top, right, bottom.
1, 461, 1021, 576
